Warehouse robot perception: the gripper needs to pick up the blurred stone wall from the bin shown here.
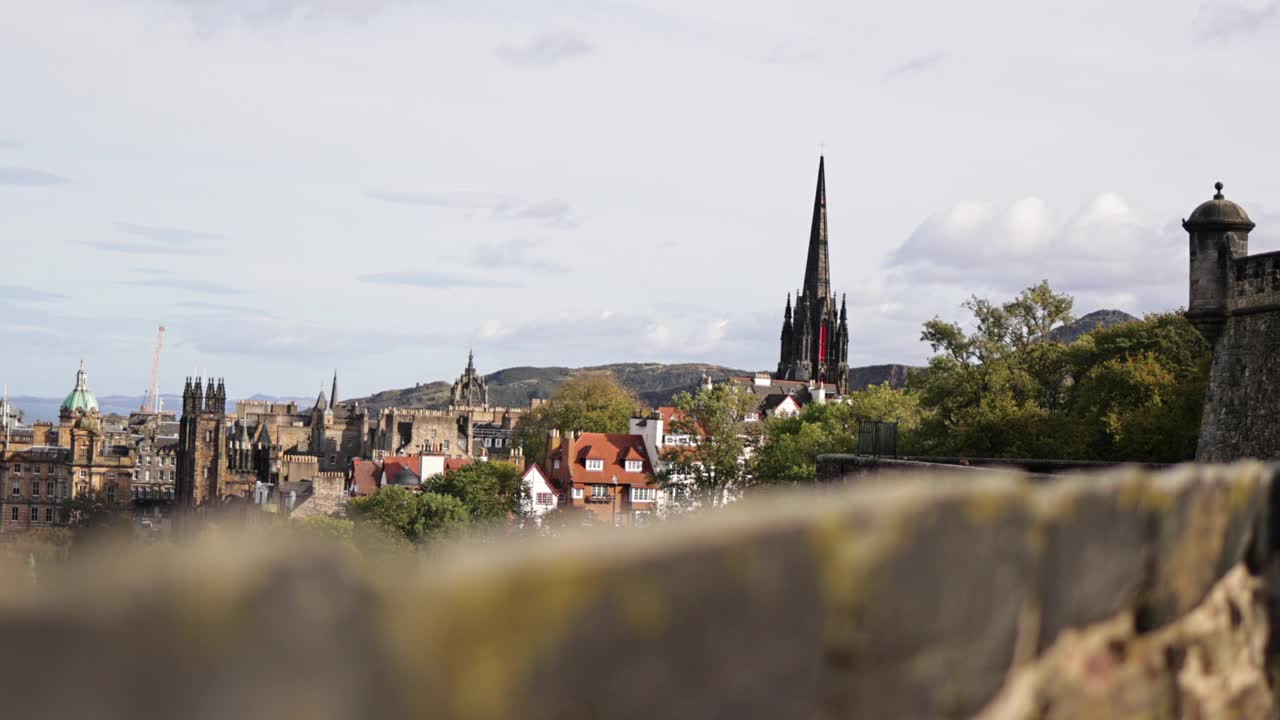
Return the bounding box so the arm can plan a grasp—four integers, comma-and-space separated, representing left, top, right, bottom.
0, 462, 1276, 719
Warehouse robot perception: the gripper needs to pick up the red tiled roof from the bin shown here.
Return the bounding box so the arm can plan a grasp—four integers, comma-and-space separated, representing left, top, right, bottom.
444, 457, 473, 472
381, 455, 422, 482
350, 459, 380, 496
561, 433, 657, 488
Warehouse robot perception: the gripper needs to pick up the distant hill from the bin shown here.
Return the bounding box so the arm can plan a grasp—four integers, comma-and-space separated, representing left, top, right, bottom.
847, 364, 921, 391
1049, 309, 1141, 344
354, 363, 753, 412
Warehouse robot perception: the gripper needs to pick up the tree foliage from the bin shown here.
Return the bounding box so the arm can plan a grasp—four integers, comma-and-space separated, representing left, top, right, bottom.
347, 486, 470, 543
425, 461, 526, 522
513, 373, 646, 462
909, 282, 1208, 461
658, 383, 757, 508
751, 282, 1208, 473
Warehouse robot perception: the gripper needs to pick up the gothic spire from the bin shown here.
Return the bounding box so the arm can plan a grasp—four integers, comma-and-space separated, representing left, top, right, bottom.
330, 370, 338, 410
839, 293, 848, 326
802, 156, 830, 301
784, 293, 793, 323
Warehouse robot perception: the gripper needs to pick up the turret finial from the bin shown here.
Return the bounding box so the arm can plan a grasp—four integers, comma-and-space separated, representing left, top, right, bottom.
1214, 181, 1224, 200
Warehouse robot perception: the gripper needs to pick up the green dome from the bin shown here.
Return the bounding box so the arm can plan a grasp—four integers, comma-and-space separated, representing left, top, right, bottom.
61, 361, 99, 414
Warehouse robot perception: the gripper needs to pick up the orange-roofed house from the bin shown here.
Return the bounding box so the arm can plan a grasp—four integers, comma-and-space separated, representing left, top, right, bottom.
544, 430, 660, 527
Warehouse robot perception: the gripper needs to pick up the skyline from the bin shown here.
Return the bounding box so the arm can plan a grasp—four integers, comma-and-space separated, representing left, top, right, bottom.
4, 0, 1280, 397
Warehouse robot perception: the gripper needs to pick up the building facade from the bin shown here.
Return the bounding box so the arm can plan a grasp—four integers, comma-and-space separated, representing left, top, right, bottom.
777, 156, 850, 393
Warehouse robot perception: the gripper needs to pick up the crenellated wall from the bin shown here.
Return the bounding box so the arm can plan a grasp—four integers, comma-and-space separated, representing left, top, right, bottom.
0, 462, 1276, 719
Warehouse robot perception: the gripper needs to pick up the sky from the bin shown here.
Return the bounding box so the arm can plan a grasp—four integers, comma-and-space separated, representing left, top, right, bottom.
2, 0, 1279, 399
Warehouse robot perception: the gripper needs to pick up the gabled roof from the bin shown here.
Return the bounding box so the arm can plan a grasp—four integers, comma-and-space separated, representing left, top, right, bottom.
559, 433, 657, 487
381, 456, 421, 482
351, 459, 379, 496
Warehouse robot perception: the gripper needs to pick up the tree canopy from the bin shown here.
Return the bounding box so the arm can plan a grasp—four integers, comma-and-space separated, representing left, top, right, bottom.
658, 383, 757, 508
513, 372, 646, 462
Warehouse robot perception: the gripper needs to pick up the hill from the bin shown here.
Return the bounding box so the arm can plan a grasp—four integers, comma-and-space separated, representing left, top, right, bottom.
353, 363, 754, 412
1049, 309, 1141, 344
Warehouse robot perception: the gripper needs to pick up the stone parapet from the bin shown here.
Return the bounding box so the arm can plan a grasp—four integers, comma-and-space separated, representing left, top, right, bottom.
0, 463, 1274, 719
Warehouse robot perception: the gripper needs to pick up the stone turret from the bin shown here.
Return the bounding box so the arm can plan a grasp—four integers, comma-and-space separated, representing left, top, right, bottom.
1185, 181, 1254, 346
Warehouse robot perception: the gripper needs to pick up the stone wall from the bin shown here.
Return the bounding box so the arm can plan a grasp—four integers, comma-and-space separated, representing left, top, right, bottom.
0, 463, 1275, 719
1199, 310, 1280, 461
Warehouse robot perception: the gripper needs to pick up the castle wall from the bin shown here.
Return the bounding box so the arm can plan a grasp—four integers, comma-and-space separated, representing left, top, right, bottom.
1197, 310, 1280, 461
1229, 251, 1280, 312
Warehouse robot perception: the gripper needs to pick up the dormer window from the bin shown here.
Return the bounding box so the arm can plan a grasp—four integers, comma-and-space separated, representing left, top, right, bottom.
585, 459, 604, 472
624, 460, 643, 473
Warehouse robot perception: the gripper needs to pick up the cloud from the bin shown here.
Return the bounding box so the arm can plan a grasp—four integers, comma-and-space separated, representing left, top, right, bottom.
885, 52, 947, 79
162, 0, 405, 25
885, 192, 1188, 314
0, 285, 68, 302
0, 166, 68, 186
1195, 0, 1279, 39
469, 238, 567, 272
118, 278, 240, 295
84, 222, 224, 256
494, 31, 595, 66
367, 190, 578, 229
360, 270, 520, 289
178, 310, 419, 358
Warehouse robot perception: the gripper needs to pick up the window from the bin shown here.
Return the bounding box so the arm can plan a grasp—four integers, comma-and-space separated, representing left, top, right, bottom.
45, 507, 53, 523
45, 481, 54, 498
483, 438, 492, 448
631, 487, 657, 502
10, 507, 17, 521
590, 485, 609, 499
79, 470, 86, 479
495, 439, 504, 448
144, 470, 151, 482
633, 510, 652, 527
553, 459, 561, 470
536, 492, 554, 506
12, 464, 20, 473
571, 487, 584, 499
10, 481, 19, 497
442, 441, 449, 452
46, 465, 53, 474
585, 459, 604, 472
624, 460, 643, 473
33, 465, 41, 476
30, 507, 38, 522
30, 480, 39, 497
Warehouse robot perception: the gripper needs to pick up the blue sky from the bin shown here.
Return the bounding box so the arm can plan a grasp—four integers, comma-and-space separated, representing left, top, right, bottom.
2, 0, 1279, 398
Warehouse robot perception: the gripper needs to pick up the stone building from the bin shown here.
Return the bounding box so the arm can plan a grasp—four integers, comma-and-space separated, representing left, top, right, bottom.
0, 362, 137, 532
371, 353, 525, 461
1186, 183, 1280, 461
232, 373, 371, 474
777, 156, 850, 394
450, 351, 489, 408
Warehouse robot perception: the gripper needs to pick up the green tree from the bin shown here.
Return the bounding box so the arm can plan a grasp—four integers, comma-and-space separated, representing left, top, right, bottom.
60, 487, 132, 535
513, 373, 646, 462
348, 486, 470, 543
658, 383, 758, 508
425, 461, 526, 522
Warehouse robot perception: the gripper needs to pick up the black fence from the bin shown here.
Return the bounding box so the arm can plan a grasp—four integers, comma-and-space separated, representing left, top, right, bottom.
858, 420, 898, 458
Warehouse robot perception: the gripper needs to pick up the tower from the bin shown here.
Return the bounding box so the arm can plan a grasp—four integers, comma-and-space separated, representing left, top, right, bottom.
450, 350, 490, 408
777, 157, 850, 393
1186, 182, 1253, 346
176, 376, 228, 510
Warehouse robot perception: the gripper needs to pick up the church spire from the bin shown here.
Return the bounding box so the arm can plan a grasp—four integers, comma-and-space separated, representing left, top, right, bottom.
802, 156, 830, 301
330, 370, 338, 410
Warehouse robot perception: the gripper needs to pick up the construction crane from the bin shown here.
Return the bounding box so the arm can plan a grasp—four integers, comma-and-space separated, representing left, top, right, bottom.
140, 325, 166, 414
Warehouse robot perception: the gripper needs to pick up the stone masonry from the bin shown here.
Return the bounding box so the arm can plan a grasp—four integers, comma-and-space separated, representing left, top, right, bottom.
1186, 182, 1280, 461
0, 461, 1276, 719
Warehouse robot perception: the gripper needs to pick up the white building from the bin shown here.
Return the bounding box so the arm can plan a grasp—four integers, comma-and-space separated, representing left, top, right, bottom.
521, 463, 559, 520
